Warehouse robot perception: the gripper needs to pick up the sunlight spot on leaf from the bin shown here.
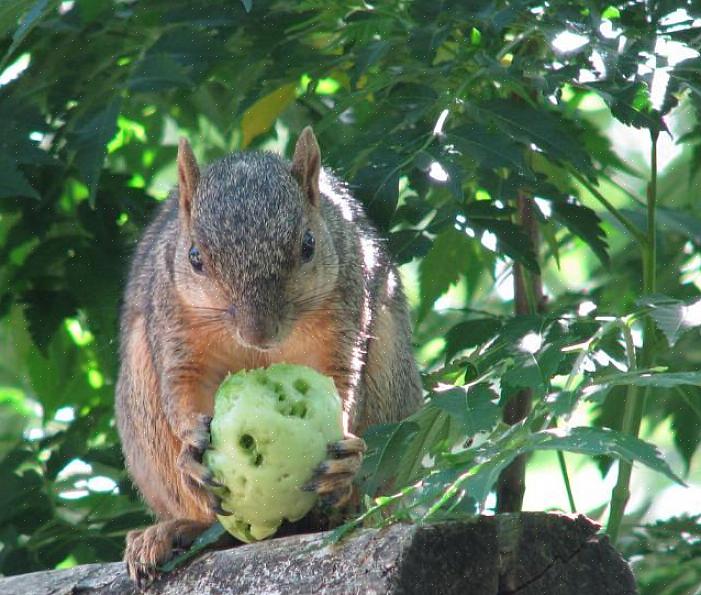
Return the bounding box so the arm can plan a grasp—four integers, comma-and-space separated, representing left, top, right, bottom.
59, 489, 89, 500
65, 318, 93, 346
520, 332, 543, 354
552, 31, 588, 54
659, 8, 697, 31
27, 427, 44, 440
54, 406, 75, 423
59, 1, 75, 15
433, 109, 449, 136
58, 458, 93, 480
650, 68, 670, 111
428, 161, 449, 182
481, 230, 497, 252
86, 476, 118, 492
682, 299, 701, 327
534, 197, 552, 218
56, 554, 78, 570
578, 301, 597, 316
88, 368, 104, 389
0, 53, 30, 86
495, 260, 514, 301
599, 20, 622, 40
655, 37, 699, 67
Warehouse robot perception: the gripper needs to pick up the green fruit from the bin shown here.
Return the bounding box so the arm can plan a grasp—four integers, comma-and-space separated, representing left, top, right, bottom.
204, 364, 343, 542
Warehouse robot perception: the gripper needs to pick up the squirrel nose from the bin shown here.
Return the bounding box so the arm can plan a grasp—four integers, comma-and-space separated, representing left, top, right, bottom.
238, 317, 278, 350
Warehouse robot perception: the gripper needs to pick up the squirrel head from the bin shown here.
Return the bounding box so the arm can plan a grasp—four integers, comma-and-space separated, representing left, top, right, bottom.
172, 127, 340, 350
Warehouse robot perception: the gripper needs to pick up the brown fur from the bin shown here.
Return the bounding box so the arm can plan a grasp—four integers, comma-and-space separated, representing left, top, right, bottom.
115, 128, 423, 584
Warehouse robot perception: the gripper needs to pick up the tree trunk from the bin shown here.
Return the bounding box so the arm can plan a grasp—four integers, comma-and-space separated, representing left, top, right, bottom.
497, 192, 546, 513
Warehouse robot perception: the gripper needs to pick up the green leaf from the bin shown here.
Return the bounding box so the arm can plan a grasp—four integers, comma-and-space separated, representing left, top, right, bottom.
392, 405, 452, 489
21, 289, 77, 355
127, 54, 194, 92
1, 0, 56, 68
468, 217, 539, 272
549, 199, 609, 266
388, 230, 431, 265
526, 427, 684, 484
639, 295, 701, 347
473, 99, 594, 177
0, 155, 39, 200
444, 318, 502, 361
418, 228, 473, 320
69, 98, 121, 206
159, 522, 228, 573
360, 421, 419, 497
667, 386, 701, 474
430, 384, 500, 435
353, 149, 402, 231
240, 0, 253, 13
445, 124, 529, 174
588, 371, 701, 398
0, 0, 35, 37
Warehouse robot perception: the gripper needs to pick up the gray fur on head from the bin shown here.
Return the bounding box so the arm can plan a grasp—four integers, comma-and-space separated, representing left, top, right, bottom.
191, 151, 306, 291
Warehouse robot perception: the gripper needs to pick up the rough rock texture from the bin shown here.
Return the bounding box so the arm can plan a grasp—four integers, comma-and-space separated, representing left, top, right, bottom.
0, 513, 637, 595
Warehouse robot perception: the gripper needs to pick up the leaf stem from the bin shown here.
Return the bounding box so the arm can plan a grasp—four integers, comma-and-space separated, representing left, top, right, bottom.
569, 169, 647, 246
557, 450, 577, 513
606, 129, 659, 544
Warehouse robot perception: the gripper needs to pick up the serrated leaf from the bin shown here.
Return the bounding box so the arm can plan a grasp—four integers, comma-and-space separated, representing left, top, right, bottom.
468, 216, 539, 272
667, 386, 701, 474
474, 99, 594, 177
639, 295, 700, 346
353, 149, 402, 231
69, 98, 121, 206
1, 0, 56, 68
392, 405, 452, 489
445, 124, 529, 174
0, 154, 39, 199
241, 83, 296, 147
590, 371, 701, 395
444, 318, 502, 361
550, 199, 609, 266
360, 421, 418, 497
127, 54, 194, 92
526, 426, 684, 484
21, 289, 76, 354
430, 384, 500, 435
388, 229, 431, 265
418, 227, 473, 320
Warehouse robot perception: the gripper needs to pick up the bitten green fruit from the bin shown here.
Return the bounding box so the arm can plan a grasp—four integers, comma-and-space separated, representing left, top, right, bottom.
204, 364, 343, 542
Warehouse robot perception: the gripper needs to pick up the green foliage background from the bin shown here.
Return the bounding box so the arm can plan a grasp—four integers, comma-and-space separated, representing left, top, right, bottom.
1, 0, 700, 590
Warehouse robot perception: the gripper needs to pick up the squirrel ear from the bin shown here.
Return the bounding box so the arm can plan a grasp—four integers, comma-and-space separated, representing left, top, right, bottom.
291, 126, 321, 207
177, 138, 200, 223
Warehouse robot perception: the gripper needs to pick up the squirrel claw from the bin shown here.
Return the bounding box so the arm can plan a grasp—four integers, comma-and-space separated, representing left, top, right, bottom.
213, 502, 233, 516
302, 435, 365, 508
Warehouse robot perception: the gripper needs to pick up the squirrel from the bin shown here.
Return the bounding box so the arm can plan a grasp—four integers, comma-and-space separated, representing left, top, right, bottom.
115, 127, 423, 584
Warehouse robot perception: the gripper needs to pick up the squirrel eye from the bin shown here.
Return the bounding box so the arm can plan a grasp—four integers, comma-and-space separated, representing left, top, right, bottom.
301, 230, 315, 262
189, 245, 203, 272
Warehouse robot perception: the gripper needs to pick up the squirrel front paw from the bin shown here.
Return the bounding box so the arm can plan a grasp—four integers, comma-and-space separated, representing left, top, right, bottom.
177, 413, 231, 517
124, 519, 211, 587
302, 434, 366, 508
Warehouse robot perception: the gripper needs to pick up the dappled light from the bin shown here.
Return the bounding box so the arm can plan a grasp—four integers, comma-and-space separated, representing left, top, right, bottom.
0, 0, 699, 591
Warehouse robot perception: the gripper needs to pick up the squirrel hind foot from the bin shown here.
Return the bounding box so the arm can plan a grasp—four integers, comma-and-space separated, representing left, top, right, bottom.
124, 519, 211, 587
